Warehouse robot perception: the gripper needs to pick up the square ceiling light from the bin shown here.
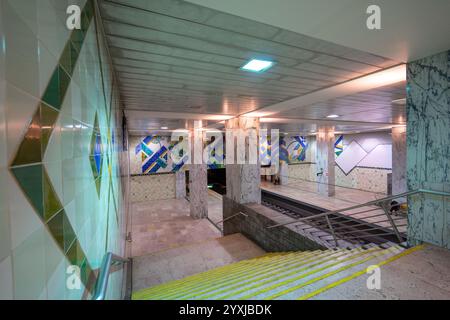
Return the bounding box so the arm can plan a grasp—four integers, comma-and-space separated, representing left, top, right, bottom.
240, 59, 274, 73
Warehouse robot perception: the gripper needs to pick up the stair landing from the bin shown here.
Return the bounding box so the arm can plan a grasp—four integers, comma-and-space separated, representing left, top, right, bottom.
311, 244, 450, 300
132, 233, 265, 292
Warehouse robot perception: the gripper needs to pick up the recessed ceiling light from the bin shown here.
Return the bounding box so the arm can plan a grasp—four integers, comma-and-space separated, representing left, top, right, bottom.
161, 126, 169, 130
327, 114, 340, 118
241, 59, 274, 73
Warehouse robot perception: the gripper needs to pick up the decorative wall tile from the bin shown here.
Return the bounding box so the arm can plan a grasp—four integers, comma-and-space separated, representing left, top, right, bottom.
288, 164, 391, 194
130, 174, 176, 202
0, 79, 6, 168
0, 169, 11, 261
4, 83, 41, 164
335, 140, 367, 175
358, 144, 392, 169
288, 163, 316, 182
334, 135, 343, 157
133, 135, 188, 174
2, 1, 40, 99
13, 226, 47, 299
0, 256, 13, 300
285, 136, 308, 163
2, 0, 126, 299
7, 169, 43, 249
335, 166, 391, 194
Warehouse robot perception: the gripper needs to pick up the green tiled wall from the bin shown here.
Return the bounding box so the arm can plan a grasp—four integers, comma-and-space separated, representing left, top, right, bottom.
0, 0, 126, 299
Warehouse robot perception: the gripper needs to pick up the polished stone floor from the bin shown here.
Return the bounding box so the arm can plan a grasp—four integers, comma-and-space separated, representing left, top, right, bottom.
132, 233, 265, 291
130, 197, 222, 257
207, 189, 223, 224
261, 180, 407, 234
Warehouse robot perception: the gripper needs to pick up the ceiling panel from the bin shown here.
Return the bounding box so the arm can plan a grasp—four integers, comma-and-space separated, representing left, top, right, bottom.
98, 0, 400, 128
275, 83, 406, 124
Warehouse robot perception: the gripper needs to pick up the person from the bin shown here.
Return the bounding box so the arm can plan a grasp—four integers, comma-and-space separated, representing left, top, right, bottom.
390, 200, 400, 215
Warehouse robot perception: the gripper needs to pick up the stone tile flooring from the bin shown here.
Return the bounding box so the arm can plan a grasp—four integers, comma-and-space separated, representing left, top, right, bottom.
131, 198, 221, 257
132, 233, 265, 291
312, 244, 450, 300
207, 190, 223, 224
261, 180, 407, 234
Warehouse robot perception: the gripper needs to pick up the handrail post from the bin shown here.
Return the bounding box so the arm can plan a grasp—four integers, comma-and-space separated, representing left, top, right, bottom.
93, 252, 129, 300
381, 201, 404, 243
215, 211, 248, 225
325, 215, 339, 248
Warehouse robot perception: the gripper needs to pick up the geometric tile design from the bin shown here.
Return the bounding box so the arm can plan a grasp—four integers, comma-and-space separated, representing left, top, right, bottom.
11, 103, 60, 167
358, 144, 392, 169
286, 136, 308, 163
8, 0, 96, 293
10, 164, 45, 219
90, 113, 103, 197
334, 135, 344, 157
259, 134, 271, 166
279, 138, 289, 163
205, 136, 224, 170
335, 141, 368, 175
135, 136, 187, 173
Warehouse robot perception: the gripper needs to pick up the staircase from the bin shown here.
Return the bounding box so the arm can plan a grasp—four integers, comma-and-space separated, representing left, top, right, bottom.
132, 244, 423, 300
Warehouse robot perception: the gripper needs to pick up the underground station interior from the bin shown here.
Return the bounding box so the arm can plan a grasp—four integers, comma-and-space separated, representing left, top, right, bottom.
0, 0, 449, 304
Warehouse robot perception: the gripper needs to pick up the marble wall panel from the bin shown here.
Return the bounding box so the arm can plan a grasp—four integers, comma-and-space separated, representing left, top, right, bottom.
406, 50, 450, 248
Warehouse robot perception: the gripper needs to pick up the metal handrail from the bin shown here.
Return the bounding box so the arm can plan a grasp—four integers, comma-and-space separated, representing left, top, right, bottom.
93, 252, 129, 300
215, 212, 248, 225
267, 189, 450, 230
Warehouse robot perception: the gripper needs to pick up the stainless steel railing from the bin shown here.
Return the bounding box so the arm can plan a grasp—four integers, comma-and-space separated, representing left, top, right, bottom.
214, 212, 248, 225
92, 252, 129, 300
266, 189, 450, 248
208, 212, 248, 233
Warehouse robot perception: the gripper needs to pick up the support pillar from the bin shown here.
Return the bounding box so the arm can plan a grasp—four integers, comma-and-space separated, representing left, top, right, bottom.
175, 170, 186, 199
392, 126, 407, 196
225, 117, 261, 204
189, 121, 208, 219
407, 50, 450, 249
315, 126, 335, 197
279, 162, 289, 185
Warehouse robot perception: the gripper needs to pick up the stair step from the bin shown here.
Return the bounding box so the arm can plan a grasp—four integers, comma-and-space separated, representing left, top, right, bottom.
132, 244, 421, 300
268, 246, 404, 300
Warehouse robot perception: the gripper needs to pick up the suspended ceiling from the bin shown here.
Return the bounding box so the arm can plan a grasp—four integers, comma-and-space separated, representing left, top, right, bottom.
186, 0, 450, 63
98, 0, 410, 133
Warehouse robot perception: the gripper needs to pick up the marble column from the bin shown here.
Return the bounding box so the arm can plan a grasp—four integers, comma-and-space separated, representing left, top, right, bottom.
225, 117, 261, 204
278, 135, 289, 185
392, 126, 407, 196
315, 126, 335, 197
175, 170, 186, 199
406, 50, 450, 249
189, 121, 208, 219
279, 162, 289, 185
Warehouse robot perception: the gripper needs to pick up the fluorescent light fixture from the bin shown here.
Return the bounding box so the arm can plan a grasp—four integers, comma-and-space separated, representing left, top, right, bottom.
392, 98, 406, 105
247, 64, 406, 115
327, 114, 340, 118
243, 111, 275, 118
241, 59, 274, 72
161, 126, 169, 130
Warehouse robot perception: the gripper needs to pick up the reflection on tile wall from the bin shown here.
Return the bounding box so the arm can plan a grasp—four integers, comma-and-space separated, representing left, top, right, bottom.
0, 0, 126, 299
